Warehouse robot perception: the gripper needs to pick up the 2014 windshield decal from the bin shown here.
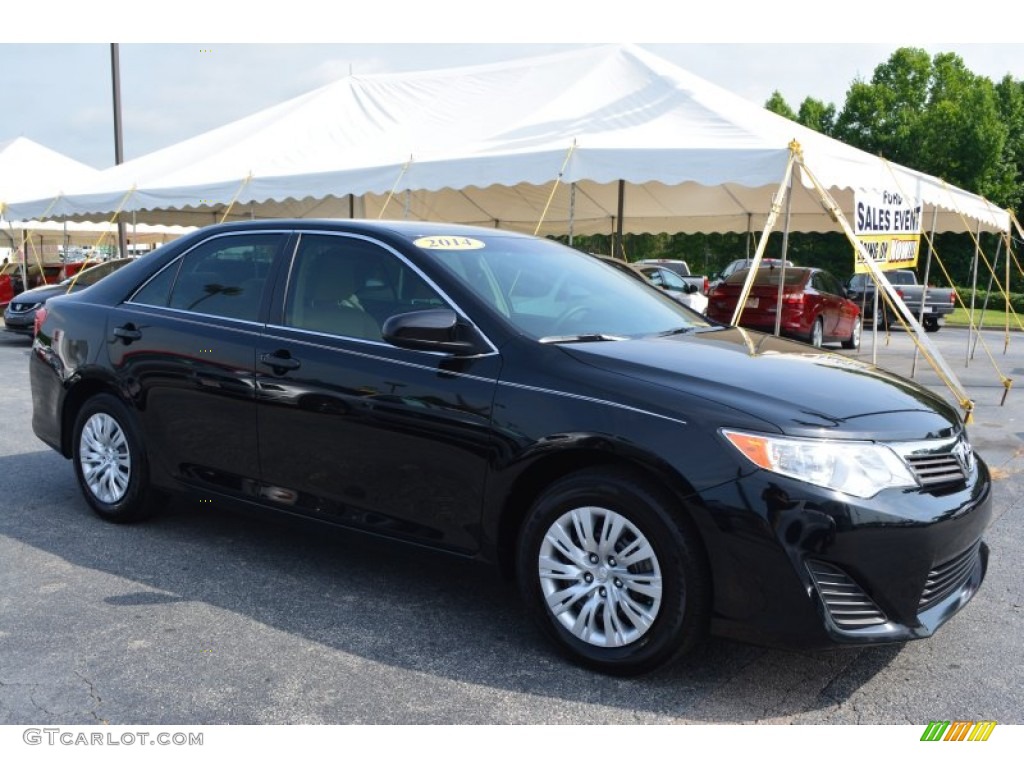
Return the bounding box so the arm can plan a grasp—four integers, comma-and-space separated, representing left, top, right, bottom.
413, 236, 485, 250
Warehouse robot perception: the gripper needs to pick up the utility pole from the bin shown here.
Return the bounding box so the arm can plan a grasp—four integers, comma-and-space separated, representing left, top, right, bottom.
111, 44, 128, 258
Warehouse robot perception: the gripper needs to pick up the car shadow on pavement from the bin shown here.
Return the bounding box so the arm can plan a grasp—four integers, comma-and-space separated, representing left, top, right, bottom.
0, 447, 903, 724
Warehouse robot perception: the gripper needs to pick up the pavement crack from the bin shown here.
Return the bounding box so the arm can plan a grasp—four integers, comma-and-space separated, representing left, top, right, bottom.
74, 671, 106, 724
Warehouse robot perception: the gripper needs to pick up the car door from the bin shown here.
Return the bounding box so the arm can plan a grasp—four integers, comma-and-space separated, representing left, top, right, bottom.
254, 231, 501, 553
107, 230, 287, 497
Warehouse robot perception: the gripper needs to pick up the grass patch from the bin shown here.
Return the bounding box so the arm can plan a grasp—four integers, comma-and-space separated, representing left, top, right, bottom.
944, 307, 1024, 330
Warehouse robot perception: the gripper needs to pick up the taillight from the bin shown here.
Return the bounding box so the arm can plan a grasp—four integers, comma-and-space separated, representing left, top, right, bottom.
33, 306, 48, 337
703, 276, 709, 294
949, 291, 957, 303
895, 288, 905, 299
782, 293, 804, 305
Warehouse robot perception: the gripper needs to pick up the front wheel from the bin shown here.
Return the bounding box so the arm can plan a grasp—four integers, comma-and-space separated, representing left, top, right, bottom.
517, 468, 709, 676
842, 318, 861, 349
72, 393, 160, 523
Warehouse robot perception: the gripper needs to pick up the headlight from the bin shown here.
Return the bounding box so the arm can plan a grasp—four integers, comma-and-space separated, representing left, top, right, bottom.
721, 429, 919, 498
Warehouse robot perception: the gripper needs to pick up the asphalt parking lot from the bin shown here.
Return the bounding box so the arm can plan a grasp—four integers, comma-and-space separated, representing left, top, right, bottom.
0, 324, 1021, 725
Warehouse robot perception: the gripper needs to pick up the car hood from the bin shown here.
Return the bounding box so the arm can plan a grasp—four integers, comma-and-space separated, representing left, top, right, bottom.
561, 327, 963, 440
8, 285, 69, 305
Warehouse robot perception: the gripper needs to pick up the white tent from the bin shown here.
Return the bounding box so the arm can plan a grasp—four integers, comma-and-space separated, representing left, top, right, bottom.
1, 45, 1009, 236
1, 138, 193, 271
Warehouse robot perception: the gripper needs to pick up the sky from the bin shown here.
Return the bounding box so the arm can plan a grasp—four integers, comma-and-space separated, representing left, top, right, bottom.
2, 2, 1022, 171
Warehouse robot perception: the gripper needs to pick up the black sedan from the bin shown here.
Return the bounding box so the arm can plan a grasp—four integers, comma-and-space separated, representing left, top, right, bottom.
30, 220, 991, 676
3, 258, 134, 336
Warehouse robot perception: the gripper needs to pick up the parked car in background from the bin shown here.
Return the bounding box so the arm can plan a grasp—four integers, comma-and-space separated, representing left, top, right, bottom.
31, 220, 989, 675
635, 264, 709, 314
635, 259, 708, 295
706, 266, 861, 349
4, 258, 134, 336
595, 256, 708, 314
845, 270, 956, 333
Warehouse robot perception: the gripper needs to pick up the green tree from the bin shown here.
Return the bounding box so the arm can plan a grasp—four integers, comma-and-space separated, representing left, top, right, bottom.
764, 90, 797, 121
796, 97, 837, 136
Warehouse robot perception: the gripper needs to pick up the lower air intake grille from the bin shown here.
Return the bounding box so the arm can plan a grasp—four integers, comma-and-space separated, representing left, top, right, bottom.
807, 560, 887, 629
919, 541, 981, 612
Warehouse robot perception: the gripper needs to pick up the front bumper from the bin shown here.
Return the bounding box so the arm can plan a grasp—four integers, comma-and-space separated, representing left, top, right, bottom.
692, 455, 992, 650
3, 309, 35, 336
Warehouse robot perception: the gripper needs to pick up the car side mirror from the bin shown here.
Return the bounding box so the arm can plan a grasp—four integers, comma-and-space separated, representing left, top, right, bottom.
685, 283, 698, 294
382, 308, 484, 355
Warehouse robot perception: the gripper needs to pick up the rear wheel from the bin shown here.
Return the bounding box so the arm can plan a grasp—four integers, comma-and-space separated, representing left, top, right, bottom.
923, 316, 940, 333
517, 468, 709, 676
810, 317, 824, 348
72, 393, 161, 523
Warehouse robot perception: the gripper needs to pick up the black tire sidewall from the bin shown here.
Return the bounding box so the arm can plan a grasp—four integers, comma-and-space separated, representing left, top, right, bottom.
517, 469, 707, 676
72, 393, 153, 523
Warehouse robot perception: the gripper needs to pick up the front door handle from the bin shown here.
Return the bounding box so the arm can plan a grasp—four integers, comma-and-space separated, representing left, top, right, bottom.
260, 351, 301, 373
113, 324, 142, 343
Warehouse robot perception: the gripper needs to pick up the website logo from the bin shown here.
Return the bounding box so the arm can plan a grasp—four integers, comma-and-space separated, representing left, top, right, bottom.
921, 721, 997, 742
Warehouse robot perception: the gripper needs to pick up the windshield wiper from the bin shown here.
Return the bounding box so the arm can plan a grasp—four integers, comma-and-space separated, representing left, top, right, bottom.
539, 333, 628, 344
657, 326, 696, 336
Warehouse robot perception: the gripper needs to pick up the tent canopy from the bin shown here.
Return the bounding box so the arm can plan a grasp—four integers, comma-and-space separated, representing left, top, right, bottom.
2, 45, 1009, 235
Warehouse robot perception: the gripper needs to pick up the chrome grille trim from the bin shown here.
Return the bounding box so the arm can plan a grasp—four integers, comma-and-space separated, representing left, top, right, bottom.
919, 541, 981, 612
807, 560, 887, 629
905, 453, 966, 487
891, 433, 973, 489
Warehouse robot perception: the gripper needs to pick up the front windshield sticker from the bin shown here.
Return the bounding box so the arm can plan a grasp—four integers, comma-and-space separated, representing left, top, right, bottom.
413, 236, 485, 250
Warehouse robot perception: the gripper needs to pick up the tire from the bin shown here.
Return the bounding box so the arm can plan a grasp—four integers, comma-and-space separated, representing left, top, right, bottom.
810, 317, 824, 348
923, 316, 940, 333
842, 318, 861, 349
72, 393, 160, 523
516, 468, 710, 676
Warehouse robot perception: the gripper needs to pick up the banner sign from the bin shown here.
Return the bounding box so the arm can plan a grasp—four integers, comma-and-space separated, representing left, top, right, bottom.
853, 190, 922, 273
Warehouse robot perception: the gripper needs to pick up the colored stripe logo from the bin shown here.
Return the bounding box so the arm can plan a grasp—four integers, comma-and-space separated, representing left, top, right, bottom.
921, 721, 997, 741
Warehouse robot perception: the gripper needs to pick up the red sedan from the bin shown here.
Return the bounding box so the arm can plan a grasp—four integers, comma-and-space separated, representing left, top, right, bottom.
706, 266, 861, 349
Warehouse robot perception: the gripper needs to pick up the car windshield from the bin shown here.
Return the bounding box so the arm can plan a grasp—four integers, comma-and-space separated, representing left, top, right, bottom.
410, 234, 711, 340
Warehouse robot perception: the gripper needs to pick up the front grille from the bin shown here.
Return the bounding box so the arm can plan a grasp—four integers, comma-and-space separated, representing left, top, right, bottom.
807, 560, 887, 629
919, 541, 981, 612
905, 453, 966, 488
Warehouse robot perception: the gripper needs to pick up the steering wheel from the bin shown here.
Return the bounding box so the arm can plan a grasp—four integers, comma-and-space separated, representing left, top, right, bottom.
553, 305, 592, 333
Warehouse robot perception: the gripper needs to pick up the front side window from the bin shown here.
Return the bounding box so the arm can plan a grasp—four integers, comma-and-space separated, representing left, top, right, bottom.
282, 234, 447, 341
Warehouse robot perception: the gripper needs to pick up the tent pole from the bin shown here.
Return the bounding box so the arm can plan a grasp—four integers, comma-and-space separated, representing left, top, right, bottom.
349, 194, 355, 219
972, 234, 1002, 360
110, 44, 128, 260
615, 180, 625, 259
746, 214, 752, 258
967, 221, 981, 368
773, 173, 794, 338
19, 229, 28, 291
730, 150, 797, 328
911, 208, 939, 378
568, 183, 576, 247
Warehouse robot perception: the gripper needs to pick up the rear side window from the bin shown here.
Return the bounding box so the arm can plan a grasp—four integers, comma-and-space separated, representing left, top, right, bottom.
131, 233, 283, 322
